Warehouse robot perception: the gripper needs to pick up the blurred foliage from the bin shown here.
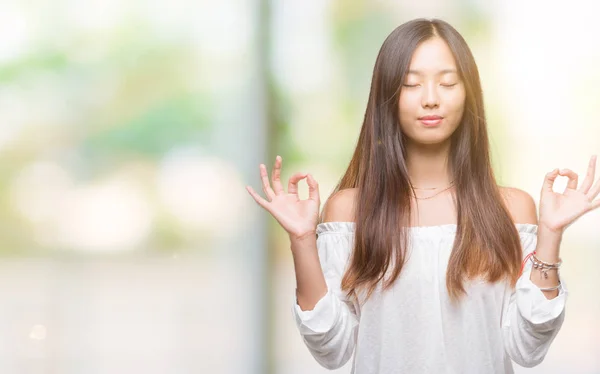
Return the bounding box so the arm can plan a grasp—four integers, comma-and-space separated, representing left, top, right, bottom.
83, 93, 210, 159
0, 14, 217, 254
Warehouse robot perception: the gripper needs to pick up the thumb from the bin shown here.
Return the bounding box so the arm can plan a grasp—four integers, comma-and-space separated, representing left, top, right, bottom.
542, 168, 560, 195
306, 174, 320, 203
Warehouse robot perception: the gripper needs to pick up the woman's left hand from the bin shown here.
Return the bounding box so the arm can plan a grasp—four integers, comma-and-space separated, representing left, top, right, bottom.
539, 155, 600, 234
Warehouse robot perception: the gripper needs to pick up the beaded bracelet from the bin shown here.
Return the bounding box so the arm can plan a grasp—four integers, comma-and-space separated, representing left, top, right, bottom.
531, 254, 563, 268
530, 254, 562, 279
520, 251, 562, 292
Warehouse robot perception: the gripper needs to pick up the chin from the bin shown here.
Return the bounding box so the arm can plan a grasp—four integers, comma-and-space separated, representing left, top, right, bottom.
415, 134, 452, 145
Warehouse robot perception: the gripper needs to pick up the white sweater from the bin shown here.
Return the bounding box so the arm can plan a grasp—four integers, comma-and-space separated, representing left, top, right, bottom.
292, 222, 567, 374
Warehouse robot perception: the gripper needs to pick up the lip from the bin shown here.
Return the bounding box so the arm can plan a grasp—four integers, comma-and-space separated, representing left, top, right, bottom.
419, 115, 443, 127
419, 115, 443, 120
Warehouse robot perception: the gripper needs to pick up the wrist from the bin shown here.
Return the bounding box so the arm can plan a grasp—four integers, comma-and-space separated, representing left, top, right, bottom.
289, 230, 317, 244
289, 230, 317, 241
538, 222, 564, 242
535, 223, 563, 263
538, 220, 565, 236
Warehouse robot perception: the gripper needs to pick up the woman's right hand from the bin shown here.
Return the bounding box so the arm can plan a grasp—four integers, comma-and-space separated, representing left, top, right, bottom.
246, 155, 321, 240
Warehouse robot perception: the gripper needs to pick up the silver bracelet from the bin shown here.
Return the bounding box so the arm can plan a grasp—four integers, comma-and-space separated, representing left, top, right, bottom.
531, 254, 562, 267
538, 281, 561, 292
530, 255, 562, 279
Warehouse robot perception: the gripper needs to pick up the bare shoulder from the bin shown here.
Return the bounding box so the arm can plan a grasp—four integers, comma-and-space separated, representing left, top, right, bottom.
499, 186, 538, 225
321, 188, 358, 223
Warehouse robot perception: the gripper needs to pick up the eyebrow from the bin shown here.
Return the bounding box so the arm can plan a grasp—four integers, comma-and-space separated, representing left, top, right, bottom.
406, 69, 458, 75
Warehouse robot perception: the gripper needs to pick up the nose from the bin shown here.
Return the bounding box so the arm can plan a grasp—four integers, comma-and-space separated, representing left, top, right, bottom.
421, 82, 440, 109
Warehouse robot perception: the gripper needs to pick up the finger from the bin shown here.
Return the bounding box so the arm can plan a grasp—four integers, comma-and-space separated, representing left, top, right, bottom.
589, 176, 600, 200
541, 168, 560, 195
260, 164, 276, 200
246, 185, 270, 209
580, 155, 597, 194
271, 155, 284, 195
306, 174, 320, 203
559, 168, 578, 190
288, 172, 308, 195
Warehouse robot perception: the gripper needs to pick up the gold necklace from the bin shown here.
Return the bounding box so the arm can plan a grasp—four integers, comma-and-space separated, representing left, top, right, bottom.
412, 180, 455, 190
413, 182, 454, 200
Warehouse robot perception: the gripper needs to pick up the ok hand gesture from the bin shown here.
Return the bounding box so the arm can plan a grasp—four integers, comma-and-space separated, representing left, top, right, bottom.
539, 155, 600, 233
246, 156, 321, 240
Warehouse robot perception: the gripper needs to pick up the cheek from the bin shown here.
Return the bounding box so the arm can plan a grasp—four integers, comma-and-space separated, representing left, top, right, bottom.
398, 93, 419, 115
445, 90, 466, 117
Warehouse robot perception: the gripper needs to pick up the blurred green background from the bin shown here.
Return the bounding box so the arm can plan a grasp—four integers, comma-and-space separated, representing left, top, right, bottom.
0, 0, 598, 373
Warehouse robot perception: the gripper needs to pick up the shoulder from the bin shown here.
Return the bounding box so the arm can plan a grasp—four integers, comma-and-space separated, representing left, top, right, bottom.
321, 188, 358, 223
499, 186, 538, 225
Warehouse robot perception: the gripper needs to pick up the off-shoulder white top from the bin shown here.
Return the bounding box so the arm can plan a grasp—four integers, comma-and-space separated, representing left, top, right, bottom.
292, 222, 567, 374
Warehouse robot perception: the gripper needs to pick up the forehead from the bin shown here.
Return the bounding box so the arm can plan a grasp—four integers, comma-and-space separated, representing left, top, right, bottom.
407, 37, 458, 75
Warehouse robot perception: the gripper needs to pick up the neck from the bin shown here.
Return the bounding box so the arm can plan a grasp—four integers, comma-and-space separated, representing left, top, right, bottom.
405, 140, 453, 189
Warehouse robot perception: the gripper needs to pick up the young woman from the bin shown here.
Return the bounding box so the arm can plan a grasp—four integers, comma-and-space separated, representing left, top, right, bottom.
246, 18, 599, 373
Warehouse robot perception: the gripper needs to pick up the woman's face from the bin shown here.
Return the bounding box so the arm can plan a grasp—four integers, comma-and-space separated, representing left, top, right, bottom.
398, 37, 466, 145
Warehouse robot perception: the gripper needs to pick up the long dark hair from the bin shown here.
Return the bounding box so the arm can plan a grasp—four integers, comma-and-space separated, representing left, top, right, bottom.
320, 18, 522, 304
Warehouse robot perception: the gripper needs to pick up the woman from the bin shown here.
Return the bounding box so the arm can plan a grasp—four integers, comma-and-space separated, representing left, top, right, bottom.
246, 18, 599, 373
